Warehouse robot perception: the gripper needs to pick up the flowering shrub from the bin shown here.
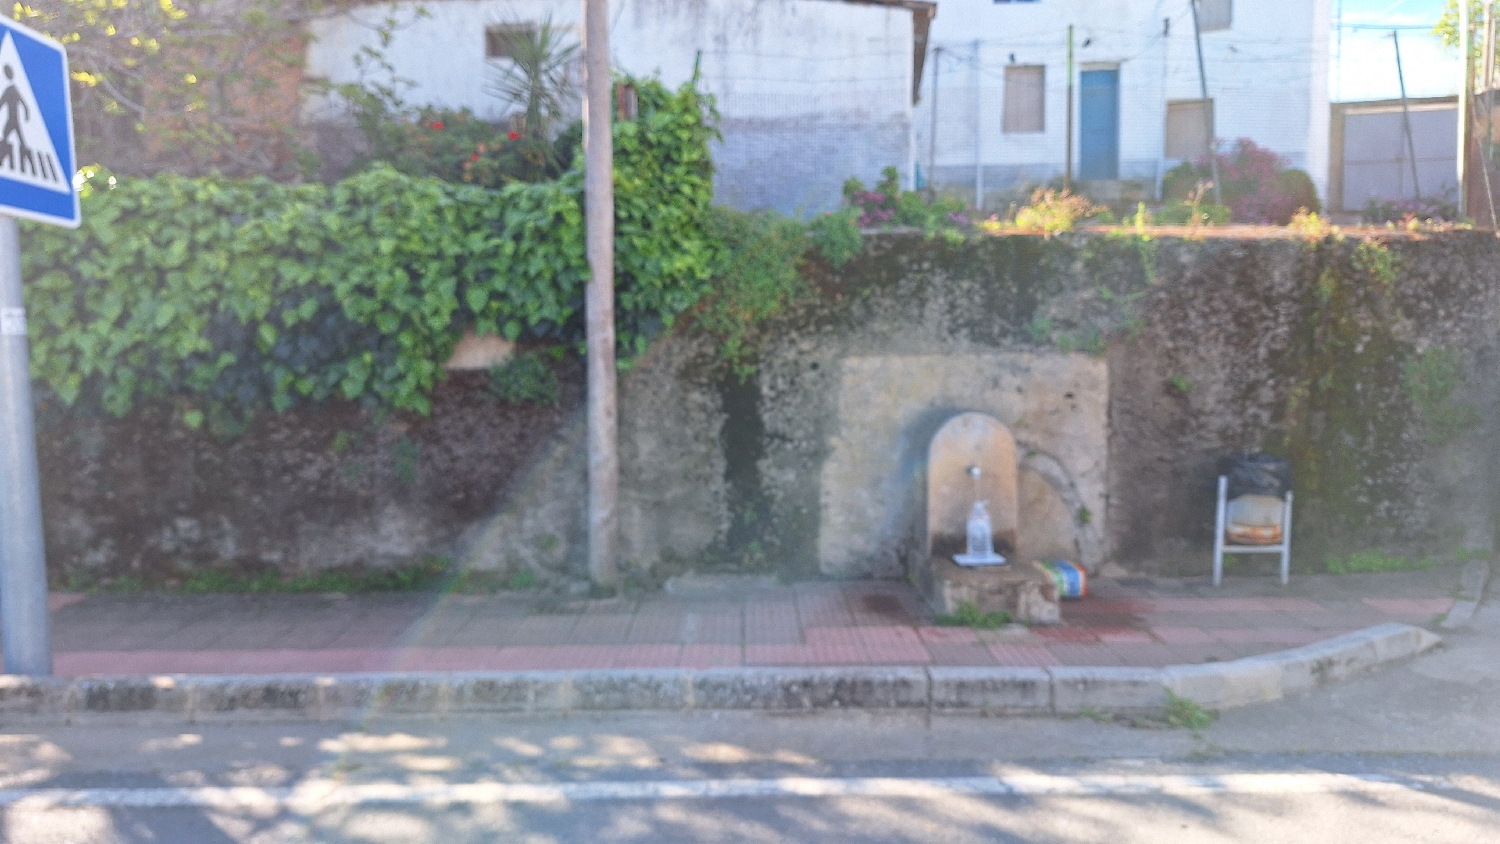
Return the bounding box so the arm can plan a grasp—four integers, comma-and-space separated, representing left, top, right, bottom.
1362, 197, 1459, 225
977, 189, 1101, 237
1011, 189, 1101, 236
358, 106, 578, 188
1162, 138, 1320, 225
840, 167, 970, 233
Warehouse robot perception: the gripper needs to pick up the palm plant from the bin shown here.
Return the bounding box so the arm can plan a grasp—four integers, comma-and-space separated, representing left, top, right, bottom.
485, 17, 579, 142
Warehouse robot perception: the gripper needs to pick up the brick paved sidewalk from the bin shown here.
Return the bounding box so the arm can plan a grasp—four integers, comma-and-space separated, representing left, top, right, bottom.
31, 567, 1461, 677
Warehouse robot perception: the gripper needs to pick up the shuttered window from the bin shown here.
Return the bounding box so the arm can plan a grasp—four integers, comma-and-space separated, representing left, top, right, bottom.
1196, 0, 1231, 31
1165, 99, 1214, 159
486, 24, 537, 59
1003, 65, 1045, 133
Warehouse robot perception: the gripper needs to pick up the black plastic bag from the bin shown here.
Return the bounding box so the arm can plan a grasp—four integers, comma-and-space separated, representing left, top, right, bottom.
1218, 452, 1292, 500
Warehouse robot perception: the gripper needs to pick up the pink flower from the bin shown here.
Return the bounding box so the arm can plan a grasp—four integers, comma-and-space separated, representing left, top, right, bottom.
508, 131, 520, 140
431, 121, 445, 130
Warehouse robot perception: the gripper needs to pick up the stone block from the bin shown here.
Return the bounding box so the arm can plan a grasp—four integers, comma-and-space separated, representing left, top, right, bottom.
929, 667, 1051, 712
0, 676, 63, 715
1248, 635, 1380, 697
1049, 666, 1166, 714
1459, 559, 1490, 601
926, 556, 1060, 624
315, 675, 374, 714
1161, 661, 1283, 709
195, 676, 320, 714
444, 329, 514, 370
75, 676, 191, 714
447, 674, 550, 713
1365, 623, 1443, 663
571, 670, 691, 711
692, 667, 928, 710
367, 676, 447, 714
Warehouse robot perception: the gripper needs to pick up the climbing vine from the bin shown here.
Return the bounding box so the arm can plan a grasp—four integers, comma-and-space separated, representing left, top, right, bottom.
22, 77, 716, 430
1270, 239, 1420, 561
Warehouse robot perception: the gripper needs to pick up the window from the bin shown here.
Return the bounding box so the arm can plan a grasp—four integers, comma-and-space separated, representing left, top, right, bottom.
1165, 99, 1214, 159
1195, 0, 1231, 31
1003, 65, 1045, 133
486, 24, 537, 59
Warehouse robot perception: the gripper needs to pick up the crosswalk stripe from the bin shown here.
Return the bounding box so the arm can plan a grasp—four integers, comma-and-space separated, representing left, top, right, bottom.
0, 771, 1449, 811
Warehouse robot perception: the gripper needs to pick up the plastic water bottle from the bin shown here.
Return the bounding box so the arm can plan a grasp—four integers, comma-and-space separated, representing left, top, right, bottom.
966, 501, 994, 558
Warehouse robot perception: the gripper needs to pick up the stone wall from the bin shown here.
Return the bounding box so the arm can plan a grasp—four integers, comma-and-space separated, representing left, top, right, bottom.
36, 368, 586, 587
37, 230, 1500, 585
470, 230, 1500, 580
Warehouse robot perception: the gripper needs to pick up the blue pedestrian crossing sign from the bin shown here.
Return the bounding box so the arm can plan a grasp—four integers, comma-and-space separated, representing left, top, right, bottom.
0, 19, 77, 229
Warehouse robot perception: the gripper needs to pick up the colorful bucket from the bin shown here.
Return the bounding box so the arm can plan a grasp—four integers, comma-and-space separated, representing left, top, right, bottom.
1039, 560, 1087, 599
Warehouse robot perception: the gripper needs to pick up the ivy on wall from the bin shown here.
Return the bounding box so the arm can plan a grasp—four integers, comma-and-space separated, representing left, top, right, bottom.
22, 78, 716, 430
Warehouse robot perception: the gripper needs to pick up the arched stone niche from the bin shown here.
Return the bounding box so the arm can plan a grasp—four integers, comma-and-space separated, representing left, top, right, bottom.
926, 412, 1018, 559
817, 352, 1107, 579
909, 411, 1061, 623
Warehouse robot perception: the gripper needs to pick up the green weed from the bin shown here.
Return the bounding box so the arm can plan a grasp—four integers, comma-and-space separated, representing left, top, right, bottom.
1403, 346, 1479, 446
1324, 551, 1438, 575
1164, 690, 1216, 730
393, 437, 421, 485
488, 352, 561, 405
170, 555, 454, 594
1026, 315, 1055, 345
935, 601, 1012, 630
1076, 706, 1113, 723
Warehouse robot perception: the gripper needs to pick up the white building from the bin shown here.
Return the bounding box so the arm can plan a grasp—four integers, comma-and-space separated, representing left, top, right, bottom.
917, 0, 1332, 207
303, 0, 935, 215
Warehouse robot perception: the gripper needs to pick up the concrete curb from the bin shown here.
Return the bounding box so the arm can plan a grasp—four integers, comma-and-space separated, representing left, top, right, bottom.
1440, 559, 1491, 630
0, 624, 1441, 722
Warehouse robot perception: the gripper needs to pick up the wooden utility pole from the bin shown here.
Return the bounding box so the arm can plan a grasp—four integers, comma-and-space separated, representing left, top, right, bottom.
1188, 0, 1223, 205
973, 40, 983, 209
1392, 31, 1422, 199
583, 0, 619, 587
1482, 0, 1499, 228
1459, 0, 1474, 218
1485, 1, 1497, 93
1065, 25, 1074, 192
928, 46, 940, 195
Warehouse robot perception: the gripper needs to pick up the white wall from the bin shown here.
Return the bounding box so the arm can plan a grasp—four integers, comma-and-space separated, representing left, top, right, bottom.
915, 0, 1331, 206
304, 0, 916, 214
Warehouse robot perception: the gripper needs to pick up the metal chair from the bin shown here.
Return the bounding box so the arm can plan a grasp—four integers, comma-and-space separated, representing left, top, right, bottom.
1212, 475, 1292, 586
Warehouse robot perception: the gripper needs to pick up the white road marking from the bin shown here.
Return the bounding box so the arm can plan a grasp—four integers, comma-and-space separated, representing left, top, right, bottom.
0, 772, 1454, 811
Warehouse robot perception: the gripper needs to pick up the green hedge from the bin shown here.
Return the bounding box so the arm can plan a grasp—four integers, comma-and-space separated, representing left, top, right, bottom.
22, 78, 716, 429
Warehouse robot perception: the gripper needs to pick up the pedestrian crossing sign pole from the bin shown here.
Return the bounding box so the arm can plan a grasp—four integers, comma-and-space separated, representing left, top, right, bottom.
0, 17, 78, 676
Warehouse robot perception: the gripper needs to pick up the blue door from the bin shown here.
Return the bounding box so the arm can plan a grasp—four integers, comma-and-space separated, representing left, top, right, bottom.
1079, 69, 1119, 180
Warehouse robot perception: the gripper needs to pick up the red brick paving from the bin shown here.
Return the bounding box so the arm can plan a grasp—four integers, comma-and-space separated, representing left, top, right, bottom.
27, 570, 1457, 677
677, 645, 741, 669
916, 626, 979, 645
1150, 626, 1215, 644
856, 626, 930, 664
984, 643, 1061, 667
1047, 644, 1124, 665
925, 643, 997, 666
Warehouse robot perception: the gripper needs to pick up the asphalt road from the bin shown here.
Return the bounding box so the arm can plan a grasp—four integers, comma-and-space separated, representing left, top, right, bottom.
0, 603, 1496, 843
